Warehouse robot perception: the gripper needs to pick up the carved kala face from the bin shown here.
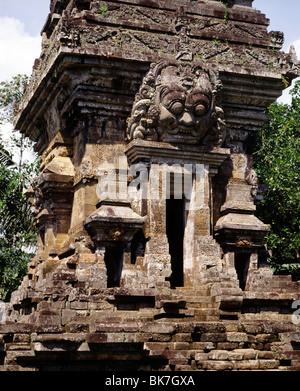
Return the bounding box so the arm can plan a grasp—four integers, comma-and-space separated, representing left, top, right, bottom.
126, 61, 225, 146
156, 84, 214, 143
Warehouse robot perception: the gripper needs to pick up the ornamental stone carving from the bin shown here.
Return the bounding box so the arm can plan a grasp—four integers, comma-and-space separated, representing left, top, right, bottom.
126, 61, 226, 146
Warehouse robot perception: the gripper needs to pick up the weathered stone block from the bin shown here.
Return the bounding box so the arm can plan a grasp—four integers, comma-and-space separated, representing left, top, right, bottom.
217, 342, 239, 350
0, 324, 33, 334
234, 360, 260, 370
170, 342, 190, 350
5, 351, 35, 365
5, 343, 31, 351
174, 364, 193, 371
226, 332, 248, 343
61, 309, 76, 325
233, 349, 257, 360
13, 334, 30, 343
151, 333, 172, 342
201, 333, 227, 342
256, 334, 278, 343
86, 333, 108, 343
195, 352, 208, 361
66, 323, 90, 333
88, 301, 113, 310
172, 333, 192, 343
31, 333, 85, 343
194, 322, 226, 334
168, 358, 189, 366
140, 323, 176, 334
192, 342, 215, 351
208, 350, 229, 360
199, 360, 234, 371
70, 301, 88, 310
144, 342, 170, 351
241, 323, 265, 334
228, 352, 244, 361
257, 351, 275, 359
33, 341, 78, 352
33, 324, 63, 333
258, 359, 280, 370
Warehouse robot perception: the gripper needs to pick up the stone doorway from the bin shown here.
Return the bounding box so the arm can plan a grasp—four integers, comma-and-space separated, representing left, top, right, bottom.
166, 197, 185, 288
104, 246, 124, 288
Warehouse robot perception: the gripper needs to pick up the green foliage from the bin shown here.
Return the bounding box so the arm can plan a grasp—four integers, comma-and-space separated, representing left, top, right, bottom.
0, 74, 38, 301
99, 5, 108, 18
254, 81, 300, 279
223, 3, 229, 24
0, 158, 38, 301
0, 162, 37, 244
0, 141, 13, 166
0, 245, 33, 301
0, 74, 29, 125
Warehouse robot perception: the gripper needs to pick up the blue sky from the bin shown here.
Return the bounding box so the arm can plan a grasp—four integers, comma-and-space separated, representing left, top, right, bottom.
0, 0, 298, 44
254, 0, 300, 53
0, 0, 299, 98
0, 0, 49, 36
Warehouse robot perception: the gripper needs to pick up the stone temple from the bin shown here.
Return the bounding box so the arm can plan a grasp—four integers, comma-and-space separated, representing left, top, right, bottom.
0, 0, 300, 371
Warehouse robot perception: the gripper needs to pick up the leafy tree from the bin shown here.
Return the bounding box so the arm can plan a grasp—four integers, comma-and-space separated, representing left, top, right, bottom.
0, 160, 37, 300
0, 74, 32, 169
0, 74, 29, 123
0, 74, 38, 301
254, 81, 300, 279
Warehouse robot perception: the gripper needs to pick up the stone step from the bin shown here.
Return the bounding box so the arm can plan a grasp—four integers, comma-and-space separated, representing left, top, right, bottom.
175, 287, 211, 296
185, 301, 216, 309
290, 360, 300, 371
194, 307, 220, 315
193, 309, 220, 321
183, 295, 215, 304
155, 308, 195, 319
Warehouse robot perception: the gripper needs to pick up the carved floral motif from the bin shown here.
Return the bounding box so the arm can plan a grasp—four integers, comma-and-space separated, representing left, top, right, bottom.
126, 61, 226, 146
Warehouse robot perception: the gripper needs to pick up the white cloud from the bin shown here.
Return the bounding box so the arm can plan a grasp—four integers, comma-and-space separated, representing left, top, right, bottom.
0, 17, 41, 163
0, 16, 42, 81
0, 122, 36, 164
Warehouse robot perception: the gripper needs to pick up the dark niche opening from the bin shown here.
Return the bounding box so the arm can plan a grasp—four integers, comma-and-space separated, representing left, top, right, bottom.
166, 197, 185, 288
40, 228, 45, 248
104, 246, 124, 288
234, 253, 250, 290
131, 229, 147, 264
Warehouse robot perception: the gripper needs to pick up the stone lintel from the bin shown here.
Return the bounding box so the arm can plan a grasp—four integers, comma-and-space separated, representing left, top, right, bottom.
215, 213, 270, 232
214, 212, 270, 249
125, 139, 230, 176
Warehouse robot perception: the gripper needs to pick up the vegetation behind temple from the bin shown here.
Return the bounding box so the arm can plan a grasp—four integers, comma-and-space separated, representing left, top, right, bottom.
0, 75, 38, 301
254, 80, 300, 280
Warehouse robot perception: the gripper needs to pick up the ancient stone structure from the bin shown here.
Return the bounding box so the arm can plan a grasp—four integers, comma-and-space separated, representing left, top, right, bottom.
0, 0, 300, 371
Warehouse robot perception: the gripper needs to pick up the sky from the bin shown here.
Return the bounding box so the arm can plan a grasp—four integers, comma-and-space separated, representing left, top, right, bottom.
0, 0, 299, 160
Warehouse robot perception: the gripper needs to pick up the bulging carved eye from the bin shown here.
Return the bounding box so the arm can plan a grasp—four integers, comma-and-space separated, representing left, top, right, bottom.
194, 104, 207, 116
169, 101, 184, 115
